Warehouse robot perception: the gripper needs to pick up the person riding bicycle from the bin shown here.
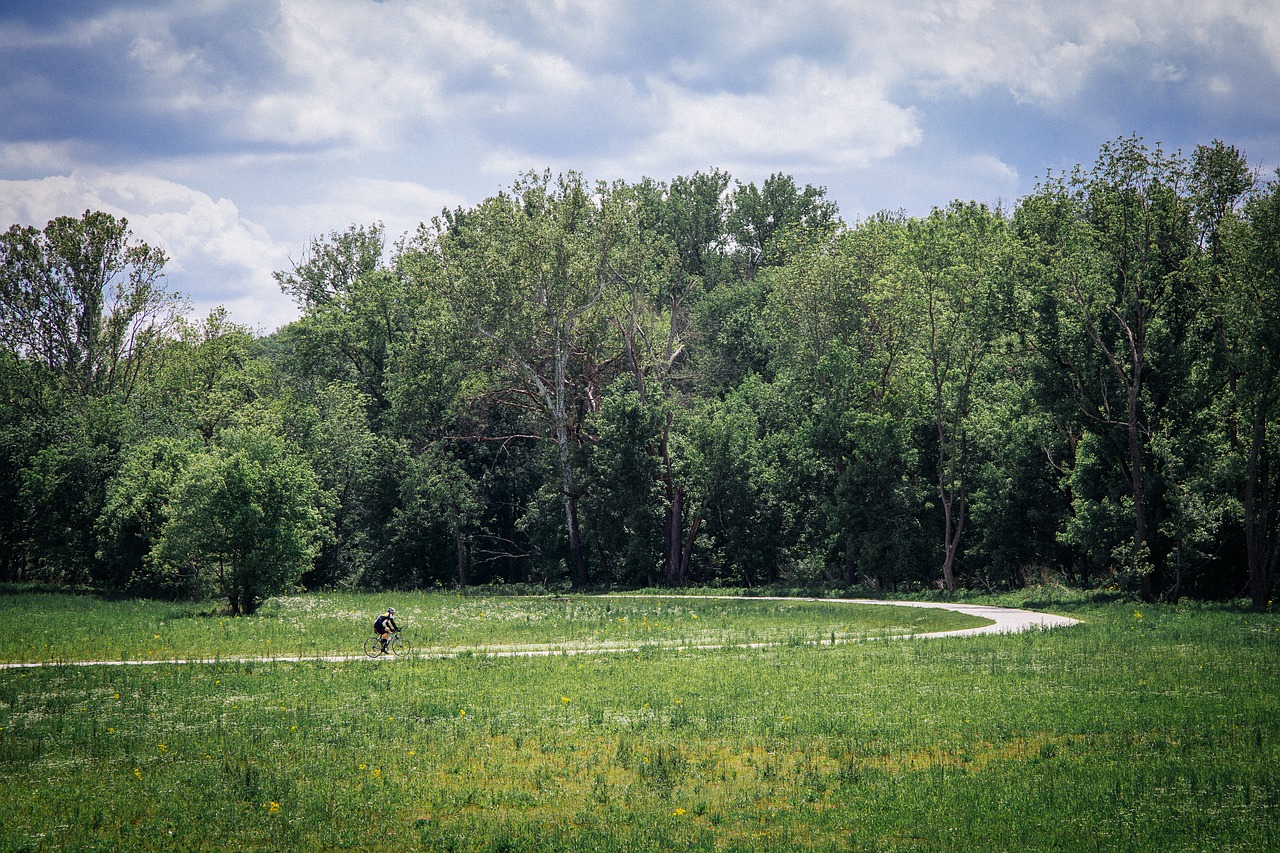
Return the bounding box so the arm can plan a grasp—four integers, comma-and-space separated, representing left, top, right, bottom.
373, 607, 399, 654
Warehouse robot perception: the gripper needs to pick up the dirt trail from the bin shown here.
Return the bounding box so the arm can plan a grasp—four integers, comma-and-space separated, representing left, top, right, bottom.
0, 597, 1080, 670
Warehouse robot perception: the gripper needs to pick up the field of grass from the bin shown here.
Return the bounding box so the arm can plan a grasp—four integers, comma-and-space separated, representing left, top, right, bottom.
0, 590, 984, 664
1, 588, 1278, 851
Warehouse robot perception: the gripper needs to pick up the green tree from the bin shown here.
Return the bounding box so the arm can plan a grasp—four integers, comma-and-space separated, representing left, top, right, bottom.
908, 202, 1013, 590
583, 384, 664, 586
0, 210, 183, 402
154, 426, 327, 614
1017, 138, 1200, 598
434, 171, 652, 587
764, 215, 925, 587
96, 436, 201, 595
728, 173, 839, 280
1218, 167, 1280, 606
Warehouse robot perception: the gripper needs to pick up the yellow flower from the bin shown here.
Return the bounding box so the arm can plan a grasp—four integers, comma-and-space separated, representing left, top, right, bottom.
133, 767, 142, 779
562, 696, 570, 704
373, 768, 382, 779
268, 802, 281, 814
158, 743, 168, 753
673, 808, 687, 816
358, 763, 367, 771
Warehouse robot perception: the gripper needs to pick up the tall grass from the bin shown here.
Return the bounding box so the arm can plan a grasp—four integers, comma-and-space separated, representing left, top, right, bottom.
1, 590, 1277, 851
0, 589, 981, 664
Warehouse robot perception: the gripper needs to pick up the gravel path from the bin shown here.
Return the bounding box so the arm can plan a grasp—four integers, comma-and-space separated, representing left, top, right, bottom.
0, 597, 1079, 670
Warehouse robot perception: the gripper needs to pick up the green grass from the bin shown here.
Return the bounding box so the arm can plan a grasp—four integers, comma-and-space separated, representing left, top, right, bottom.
0, 589, 983, 664
1, 589, 1278, 851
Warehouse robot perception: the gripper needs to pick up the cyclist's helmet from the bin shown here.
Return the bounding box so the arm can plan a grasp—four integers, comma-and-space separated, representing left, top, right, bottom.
387, 607, 395, 614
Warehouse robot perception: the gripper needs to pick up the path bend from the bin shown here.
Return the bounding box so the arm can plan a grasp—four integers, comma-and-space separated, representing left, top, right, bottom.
0, 597, 1079, 670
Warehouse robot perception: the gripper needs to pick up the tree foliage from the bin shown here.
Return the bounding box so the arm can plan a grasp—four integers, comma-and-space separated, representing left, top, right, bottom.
3, 138, 1278, 607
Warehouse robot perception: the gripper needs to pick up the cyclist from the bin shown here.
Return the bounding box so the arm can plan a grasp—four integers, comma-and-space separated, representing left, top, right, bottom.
373, 607, 399, 655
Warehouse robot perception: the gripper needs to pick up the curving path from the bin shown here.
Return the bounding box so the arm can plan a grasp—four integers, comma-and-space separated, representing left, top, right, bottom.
0, 597, 1079, 670
711, 596, 1083, 638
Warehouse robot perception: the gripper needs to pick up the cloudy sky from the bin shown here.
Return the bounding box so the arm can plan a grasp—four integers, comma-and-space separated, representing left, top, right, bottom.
2, 0, 1277, 333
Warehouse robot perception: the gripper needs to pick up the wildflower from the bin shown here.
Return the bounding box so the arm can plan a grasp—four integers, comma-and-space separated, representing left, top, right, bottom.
408, 750, 416, 757
133, 767, 142, 779
358, 763, 367, 771
562, 696, 571, 704
373, 768, 382, 779
107, 727, 114, 734
158, 744, 168, 753
268, 802, 281, 814
459, 709, 465, 717
1133, 611, 1143, 619
673, 808, 687, 816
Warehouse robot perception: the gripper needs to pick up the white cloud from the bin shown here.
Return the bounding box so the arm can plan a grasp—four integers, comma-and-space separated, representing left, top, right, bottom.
0, 170, 296, 332
255, 177, 468, 252
5, 0, 1278, 339
639, 61, 921, 174
0, 141, 80, 174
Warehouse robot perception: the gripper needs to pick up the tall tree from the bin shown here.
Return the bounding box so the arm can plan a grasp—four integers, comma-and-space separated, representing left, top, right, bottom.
908, 202, 1012, 591
729, 173, 839, 280
1018, 138, 1199, 598
0, 210, 182, 404
1218, 166, 1280, 606
435, 171, 645, 587
0, 210, 184, 584
764, 215, 923, 586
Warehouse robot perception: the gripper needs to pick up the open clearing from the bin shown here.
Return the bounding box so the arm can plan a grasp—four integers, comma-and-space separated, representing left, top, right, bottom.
1, 590, 1275, 852
0, 595, 1078, 669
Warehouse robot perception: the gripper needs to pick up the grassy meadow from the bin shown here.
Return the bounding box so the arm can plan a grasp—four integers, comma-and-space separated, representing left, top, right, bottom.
0, 587, 1277, 851
0, 591, 981, 664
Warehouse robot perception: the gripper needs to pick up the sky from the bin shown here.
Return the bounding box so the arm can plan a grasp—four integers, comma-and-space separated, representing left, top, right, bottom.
2, 0, 1278, 333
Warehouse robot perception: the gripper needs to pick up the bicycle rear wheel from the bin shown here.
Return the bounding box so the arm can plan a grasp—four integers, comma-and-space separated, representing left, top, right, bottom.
363, 636, 384, 658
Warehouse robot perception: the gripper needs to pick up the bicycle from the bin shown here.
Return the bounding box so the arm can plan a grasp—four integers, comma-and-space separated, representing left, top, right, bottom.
364, 629, 410, 658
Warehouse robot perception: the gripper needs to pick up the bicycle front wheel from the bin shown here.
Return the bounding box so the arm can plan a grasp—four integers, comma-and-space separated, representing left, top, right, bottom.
363, 636, 384, 658
389, 636, 410, 657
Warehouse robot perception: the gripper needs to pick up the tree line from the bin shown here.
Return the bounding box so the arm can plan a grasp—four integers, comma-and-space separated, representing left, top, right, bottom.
2, 136, 1277, 612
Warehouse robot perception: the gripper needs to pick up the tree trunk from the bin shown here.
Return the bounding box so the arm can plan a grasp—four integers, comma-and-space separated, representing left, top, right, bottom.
452, 508, 468, 588
1245, 408, 1275, 608
1127, 364, 1153, 601
665, 484, 685, 586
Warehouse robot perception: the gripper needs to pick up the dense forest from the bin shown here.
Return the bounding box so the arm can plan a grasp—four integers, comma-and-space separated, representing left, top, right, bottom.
2, 136, 1278, 612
